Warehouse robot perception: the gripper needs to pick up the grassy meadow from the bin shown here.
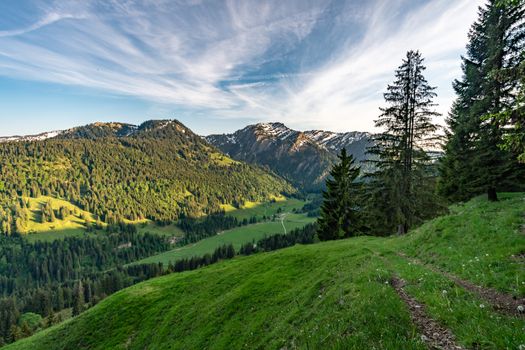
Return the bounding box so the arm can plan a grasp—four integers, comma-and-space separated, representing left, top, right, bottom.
20, 196, 98, 242
135, 212, 315, 264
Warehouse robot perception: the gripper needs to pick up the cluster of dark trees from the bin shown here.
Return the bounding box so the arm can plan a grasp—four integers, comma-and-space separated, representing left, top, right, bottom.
439, 0, 525, 201
168, 244, 236, 272
239, 223, 318, 254
318, 50, 443, 239
0, 262, 165, 346
317, 0, 525, 240
0, 230, 170, 345
0, 230, 168, 294
0, 120, 294, 236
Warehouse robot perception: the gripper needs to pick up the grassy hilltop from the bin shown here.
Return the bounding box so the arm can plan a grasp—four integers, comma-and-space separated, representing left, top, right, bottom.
6, 193, 525, 349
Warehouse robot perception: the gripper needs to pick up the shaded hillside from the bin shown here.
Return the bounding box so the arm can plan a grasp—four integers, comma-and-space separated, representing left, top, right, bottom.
206, 123, 372, 190
7, 194, 524, 349
0, 120, 295, 235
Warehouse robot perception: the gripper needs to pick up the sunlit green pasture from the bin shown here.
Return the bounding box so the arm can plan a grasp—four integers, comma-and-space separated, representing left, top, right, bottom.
135, 213, 316, 264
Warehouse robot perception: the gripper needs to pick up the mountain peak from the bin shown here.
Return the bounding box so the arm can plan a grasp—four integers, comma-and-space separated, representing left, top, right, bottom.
58, 122, 138, 139
206, 123, 374, 189
249, 122, 295, 140
134, 119, 199, 140
0, 119, 199, 142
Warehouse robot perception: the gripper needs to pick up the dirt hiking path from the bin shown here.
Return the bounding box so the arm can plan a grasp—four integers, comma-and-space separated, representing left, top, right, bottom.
390, 277, 465, 350
397, 252, 525, 318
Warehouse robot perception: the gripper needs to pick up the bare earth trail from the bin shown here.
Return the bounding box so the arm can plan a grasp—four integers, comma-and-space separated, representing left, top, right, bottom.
397, 252, 525, 318
390, 277, 465, 350
370, 250, 466, 349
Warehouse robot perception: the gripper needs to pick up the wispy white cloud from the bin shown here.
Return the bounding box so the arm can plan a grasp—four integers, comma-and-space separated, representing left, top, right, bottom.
0, 0, 483, 133
0, 11, 83, 37
225, 0, 483, 132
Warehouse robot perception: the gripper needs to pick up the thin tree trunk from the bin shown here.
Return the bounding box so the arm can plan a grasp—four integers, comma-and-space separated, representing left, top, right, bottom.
487, 187, 498, 201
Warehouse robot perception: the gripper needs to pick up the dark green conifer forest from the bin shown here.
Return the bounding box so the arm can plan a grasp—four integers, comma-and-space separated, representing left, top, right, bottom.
0, 120, 294, 236
439, 0, 525, 201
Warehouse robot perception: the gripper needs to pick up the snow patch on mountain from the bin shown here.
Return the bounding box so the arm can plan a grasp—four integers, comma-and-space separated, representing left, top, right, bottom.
304, 130, 371, 154
0, 130, 64, 143
255, 122, 296, 140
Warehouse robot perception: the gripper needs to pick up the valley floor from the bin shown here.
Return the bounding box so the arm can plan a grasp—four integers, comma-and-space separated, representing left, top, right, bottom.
6, 193, 525, 349
135, 212, 315, 264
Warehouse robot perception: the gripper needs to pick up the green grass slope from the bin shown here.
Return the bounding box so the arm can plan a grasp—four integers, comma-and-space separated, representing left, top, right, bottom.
6, 194, 525, 349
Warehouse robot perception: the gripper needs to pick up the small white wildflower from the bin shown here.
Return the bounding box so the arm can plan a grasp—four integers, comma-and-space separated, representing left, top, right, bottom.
517, 305, 525, 313
479, 304, 485, 309
485, 253, 489, 256
442, 290, 448, 295
385, 281, 389, 285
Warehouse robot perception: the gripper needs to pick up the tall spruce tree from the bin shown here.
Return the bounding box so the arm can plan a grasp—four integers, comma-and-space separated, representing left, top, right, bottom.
72, 280, 84, 316
497, 59, 525, 162
317, 149, 361, 241
439, 0, 525, 201
366, 50, 440, 235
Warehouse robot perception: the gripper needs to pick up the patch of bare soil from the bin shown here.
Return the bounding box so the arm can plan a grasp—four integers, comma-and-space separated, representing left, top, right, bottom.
398, 253, 525, 318
390, 277, 465, 350
511, 251, 525, 262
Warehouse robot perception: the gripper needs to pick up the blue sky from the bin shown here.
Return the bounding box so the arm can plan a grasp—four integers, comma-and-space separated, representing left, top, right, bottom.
0, 0, 483, 136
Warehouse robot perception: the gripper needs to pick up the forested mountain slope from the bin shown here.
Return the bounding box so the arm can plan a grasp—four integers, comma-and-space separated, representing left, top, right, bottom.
0, 120, 295, 235
206, 123, 372, 190
8, 194, 524, 349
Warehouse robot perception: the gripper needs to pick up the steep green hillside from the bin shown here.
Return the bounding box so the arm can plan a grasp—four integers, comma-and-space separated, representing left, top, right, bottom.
207, 123, 374, 191
0, 120, 295, 236
7, 194, 525, 349
207, 123, 336, 190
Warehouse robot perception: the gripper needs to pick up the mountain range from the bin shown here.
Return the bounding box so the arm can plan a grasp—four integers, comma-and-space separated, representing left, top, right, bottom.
206, 122, 372, 190
1, 120, 373, 191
